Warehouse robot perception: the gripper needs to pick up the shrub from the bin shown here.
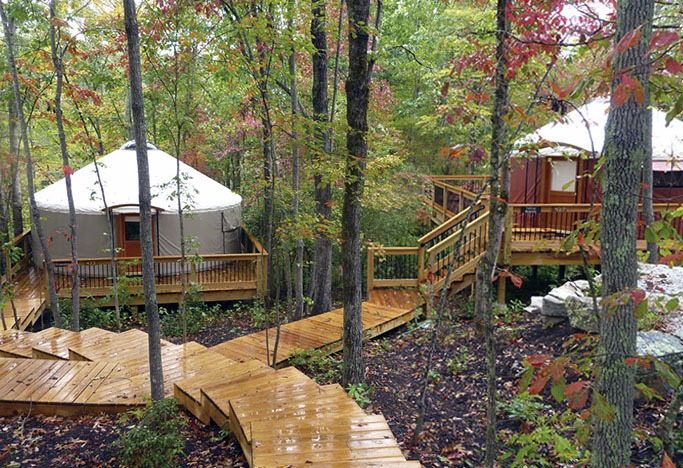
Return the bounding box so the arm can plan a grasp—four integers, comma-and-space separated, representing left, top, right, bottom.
116, 398, 186, 468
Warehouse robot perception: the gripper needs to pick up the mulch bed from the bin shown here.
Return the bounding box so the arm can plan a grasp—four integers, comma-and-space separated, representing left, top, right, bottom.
0, 299, 679, 467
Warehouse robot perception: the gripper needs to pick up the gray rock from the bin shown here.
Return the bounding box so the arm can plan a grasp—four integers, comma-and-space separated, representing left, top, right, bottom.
524, 296, 543, 315
542, 294, 569, 317
637, 330, 683, 374
541, 281, 596, 324
566, 295, 599, 333
635, 331, 683, 397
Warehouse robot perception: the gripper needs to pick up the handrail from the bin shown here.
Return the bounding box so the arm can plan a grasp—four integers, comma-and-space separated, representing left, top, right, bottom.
418, 202, 486, 246
4, 230, 32, 281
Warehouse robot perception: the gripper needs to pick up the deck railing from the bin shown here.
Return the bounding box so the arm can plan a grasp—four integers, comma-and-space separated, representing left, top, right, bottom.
506, 203, 683, 244
51, 227, 268, 302
4, 230, 32, 281
428, 175, 488, 223
369, 191, 683, 294
367, 206, 490, 293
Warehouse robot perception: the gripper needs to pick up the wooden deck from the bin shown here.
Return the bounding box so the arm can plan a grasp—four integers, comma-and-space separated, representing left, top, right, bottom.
0, 291, 421, 466
1, 265, 46, 331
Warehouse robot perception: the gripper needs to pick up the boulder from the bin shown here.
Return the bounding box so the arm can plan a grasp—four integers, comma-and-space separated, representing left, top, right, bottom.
566, 295, 599, 333
635, 330, 683, 397
637, 330, 683, 375
524, 296, 543, 315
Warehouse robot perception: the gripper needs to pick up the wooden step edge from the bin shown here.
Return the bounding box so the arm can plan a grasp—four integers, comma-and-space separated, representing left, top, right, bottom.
31, 348, 67, 360
174, 382, 210, 425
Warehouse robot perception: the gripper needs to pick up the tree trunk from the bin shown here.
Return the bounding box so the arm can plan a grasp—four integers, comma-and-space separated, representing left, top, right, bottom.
289, 14, 304, 321
0, 167, 8, 275
310, 0, 333, 315
123, 0, 164, 401
473, 1, 510, 465
591, 1, 653, 466
0, 1, 61, 328
49, 0, 80, 331
8, 97, 23, 238
342, 0, 373, 387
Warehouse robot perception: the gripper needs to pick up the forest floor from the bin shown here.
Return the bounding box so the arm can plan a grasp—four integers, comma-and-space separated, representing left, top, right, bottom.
0, 296, 680, 467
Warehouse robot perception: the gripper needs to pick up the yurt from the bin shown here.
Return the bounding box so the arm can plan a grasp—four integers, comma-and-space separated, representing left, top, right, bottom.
33, 142, 242, 268
510, 98, 683, 204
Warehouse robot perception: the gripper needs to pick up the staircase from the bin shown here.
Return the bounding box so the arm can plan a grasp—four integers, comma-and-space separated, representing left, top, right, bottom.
367, 201, 490, 298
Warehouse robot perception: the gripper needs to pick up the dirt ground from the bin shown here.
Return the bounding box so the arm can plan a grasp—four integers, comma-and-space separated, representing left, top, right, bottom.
0, 299, 680, 467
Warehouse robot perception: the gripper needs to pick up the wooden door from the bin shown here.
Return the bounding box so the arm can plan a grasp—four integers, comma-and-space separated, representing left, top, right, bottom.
544, 158, 578, 204
543, 158, 578, 233
118, 215, 142, 257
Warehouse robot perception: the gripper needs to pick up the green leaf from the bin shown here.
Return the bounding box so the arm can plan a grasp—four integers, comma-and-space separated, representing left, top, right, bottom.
665, 297, 679, 312
551, 378, 566, 403
634, 298, 649, 319
591, 391, 616, 422
652, 359, 682, 388
518, 366, 534, 393
635, 382, 664, 401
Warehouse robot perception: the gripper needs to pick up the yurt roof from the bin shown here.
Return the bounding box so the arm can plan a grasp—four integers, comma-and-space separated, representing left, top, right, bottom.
518, 98, 683, 170
36, 142, 242, 214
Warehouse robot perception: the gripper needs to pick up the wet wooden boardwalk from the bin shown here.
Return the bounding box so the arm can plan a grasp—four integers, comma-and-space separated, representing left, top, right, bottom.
0, 290, 422, 466
1, 265, 46, 331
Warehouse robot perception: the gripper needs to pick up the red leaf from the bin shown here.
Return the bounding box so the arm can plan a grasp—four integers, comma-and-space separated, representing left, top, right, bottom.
509, 272, 523, 289
549, 359, 564, 381
564, 380, 590, 409
662, 452, 676, 468
527, 354, 552, 368
625, 357, 650, 369
664, 58, 682, 75
441, 81, 450, 97
529, 373, 550, 395
617, 26, 642, 54
630, 288, 646, 305
650, 31, 679, 50
613, 84, 630, 107
62, 165, 74, 176
576, 231, 585, 247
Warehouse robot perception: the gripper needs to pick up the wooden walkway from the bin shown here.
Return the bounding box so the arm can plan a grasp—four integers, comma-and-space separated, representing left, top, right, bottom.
1, 265, 46, 332
0, 291, 421, 466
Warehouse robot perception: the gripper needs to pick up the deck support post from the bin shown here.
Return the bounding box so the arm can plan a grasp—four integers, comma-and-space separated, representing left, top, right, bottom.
496, 276, 506, 304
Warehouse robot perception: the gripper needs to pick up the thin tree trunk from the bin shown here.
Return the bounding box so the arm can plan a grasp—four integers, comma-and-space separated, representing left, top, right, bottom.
474, 0, 510, 465
123, 0, 164, 401
49, 0, 80, 331
289, 15, 304, 321
8, 97, 23, 238
310, 0, 333, 315
0, 1, 62, 328
0, 168, 8, 275
591, 1, 653, 466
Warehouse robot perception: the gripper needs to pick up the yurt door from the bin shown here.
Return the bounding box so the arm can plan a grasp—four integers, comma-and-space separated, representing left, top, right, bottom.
543, 157, 578, 232
118, 215, 146, 257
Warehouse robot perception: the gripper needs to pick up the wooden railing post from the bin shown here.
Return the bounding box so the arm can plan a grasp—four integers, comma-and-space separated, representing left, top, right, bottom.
367, 248, 375, 292
417, 243, 425, 284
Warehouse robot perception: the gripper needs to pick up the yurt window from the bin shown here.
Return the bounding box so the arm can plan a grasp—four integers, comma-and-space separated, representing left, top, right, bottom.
550, 159, 576, 192
125, 216, 141, 241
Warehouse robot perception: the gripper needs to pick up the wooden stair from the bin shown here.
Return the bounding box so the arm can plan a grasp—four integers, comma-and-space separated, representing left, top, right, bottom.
0, 290, 422, 466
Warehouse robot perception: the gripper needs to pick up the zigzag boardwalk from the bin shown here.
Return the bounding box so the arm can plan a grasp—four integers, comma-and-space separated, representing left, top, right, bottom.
0, 293, 422, 466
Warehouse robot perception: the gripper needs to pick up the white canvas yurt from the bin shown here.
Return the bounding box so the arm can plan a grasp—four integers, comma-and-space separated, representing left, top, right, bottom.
510, 98, 683, 204
33, 142, 242, 266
